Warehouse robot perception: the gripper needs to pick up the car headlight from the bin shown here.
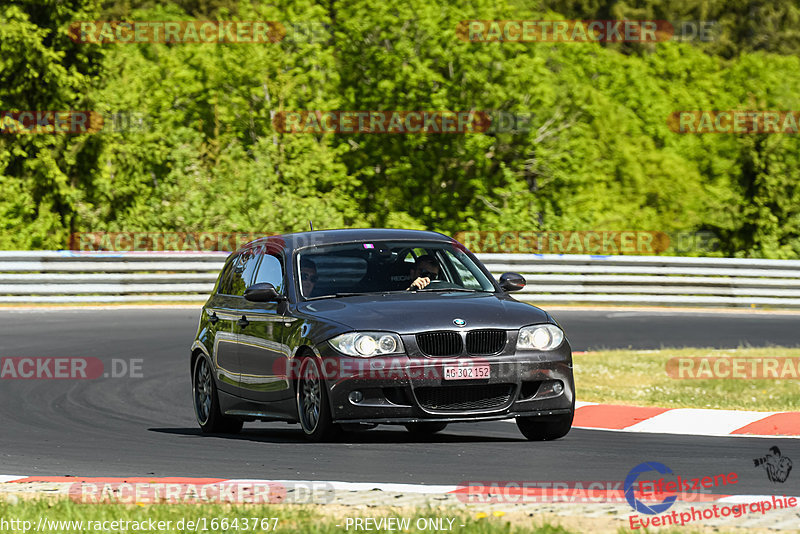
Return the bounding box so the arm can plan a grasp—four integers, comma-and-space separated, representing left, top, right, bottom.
328, 332, 404, 357
517, 324, 564, 351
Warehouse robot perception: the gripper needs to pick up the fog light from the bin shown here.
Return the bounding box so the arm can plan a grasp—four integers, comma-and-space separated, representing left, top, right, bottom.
553, 381, 564, 395
349, 391, 364, 404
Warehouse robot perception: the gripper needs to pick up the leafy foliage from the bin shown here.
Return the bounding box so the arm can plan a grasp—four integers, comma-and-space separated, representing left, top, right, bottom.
1, 0, 799, 257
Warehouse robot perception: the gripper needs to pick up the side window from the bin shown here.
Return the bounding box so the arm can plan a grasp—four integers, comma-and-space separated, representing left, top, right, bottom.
239, 249, 260, 291
443, 250, 483, 289
217, 255, 239, 295
253, 254, 284, 293
219, 249, 259, 296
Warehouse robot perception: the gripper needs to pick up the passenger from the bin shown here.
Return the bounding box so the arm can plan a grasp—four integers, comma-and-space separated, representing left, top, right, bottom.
407, 255, 440, 290
300, 258, 318, 296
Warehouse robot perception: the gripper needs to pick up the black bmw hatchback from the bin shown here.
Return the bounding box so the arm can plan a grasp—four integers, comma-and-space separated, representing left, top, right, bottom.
191, 229, 574, 441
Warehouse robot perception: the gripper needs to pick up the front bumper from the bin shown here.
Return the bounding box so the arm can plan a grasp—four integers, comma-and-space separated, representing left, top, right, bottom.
320, 342, 574, 424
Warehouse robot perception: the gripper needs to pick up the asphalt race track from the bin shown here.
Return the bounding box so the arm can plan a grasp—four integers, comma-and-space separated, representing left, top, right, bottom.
0, 307, 798, 497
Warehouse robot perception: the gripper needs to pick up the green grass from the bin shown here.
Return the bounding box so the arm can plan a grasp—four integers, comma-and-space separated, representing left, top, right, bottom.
574, 346, 800, 411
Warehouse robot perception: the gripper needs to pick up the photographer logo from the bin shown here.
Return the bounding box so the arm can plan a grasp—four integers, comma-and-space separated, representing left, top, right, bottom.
754, 447, 792, 483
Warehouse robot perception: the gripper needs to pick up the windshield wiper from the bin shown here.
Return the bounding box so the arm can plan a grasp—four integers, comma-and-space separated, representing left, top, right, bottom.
417, 287, 483, 292
306, 288, 485, 300
306, 292, 375, 300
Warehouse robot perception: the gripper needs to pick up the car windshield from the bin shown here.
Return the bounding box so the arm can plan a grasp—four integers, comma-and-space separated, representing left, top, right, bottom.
297, 240, 496, 299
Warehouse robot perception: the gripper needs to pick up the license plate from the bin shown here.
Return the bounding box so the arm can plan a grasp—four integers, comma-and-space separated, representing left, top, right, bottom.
443, 364, 490, 380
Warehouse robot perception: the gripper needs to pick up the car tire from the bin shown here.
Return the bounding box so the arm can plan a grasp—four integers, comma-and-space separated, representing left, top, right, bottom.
297, 357, 340, 442
404, 422, 448, 435
193, 355, 243, 434
516, 413, 573, 441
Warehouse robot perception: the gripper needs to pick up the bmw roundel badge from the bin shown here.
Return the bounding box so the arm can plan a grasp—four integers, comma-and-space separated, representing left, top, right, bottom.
453, 318, 466, 327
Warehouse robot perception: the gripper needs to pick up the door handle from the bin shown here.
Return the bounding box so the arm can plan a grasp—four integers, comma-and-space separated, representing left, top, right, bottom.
208, 311, 219, 324
237, 315, 249, 328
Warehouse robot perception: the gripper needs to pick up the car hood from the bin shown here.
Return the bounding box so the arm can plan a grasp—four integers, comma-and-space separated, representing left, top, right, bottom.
296, 291, 550, 334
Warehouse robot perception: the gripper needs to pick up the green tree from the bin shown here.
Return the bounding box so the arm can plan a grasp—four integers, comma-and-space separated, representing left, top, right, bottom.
0, 0, 105, 248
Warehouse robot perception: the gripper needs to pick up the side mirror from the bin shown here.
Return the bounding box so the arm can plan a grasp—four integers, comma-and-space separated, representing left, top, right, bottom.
244, 282, 284, 302
499, 272, 526, 292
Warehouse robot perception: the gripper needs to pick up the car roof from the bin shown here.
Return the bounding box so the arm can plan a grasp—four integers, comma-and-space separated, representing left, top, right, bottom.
235, 228, 456, 255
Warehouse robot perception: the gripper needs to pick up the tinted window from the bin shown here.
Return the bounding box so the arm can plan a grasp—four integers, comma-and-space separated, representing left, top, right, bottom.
219, 248, 259, 296
443, 250, 484, 290
297, 241, 495, 298
300, 255, 368, 297
253, 254, 284, 293
217, 255, 238, 295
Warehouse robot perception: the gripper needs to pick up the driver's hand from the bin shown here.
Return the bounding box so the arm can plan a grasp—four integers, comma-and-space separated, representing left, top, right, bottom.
408, 277, 431, 290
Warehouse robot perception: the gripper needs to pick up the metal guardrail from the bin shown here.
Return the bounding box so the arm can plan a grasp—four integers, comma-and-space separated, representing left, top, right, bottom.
482, 254, 800, 307
2, 251, 800, 307
0, 251, 226, 303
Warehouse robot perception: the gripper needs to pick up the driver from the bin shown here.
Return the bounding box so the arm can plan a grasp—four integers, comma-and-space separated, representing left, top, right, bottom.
407, 255, 440, 290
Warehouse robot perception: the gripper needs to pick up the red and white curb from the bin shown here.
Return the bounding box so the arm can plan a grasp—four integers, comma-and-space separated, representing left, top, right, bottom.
567, 401, 800, 437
